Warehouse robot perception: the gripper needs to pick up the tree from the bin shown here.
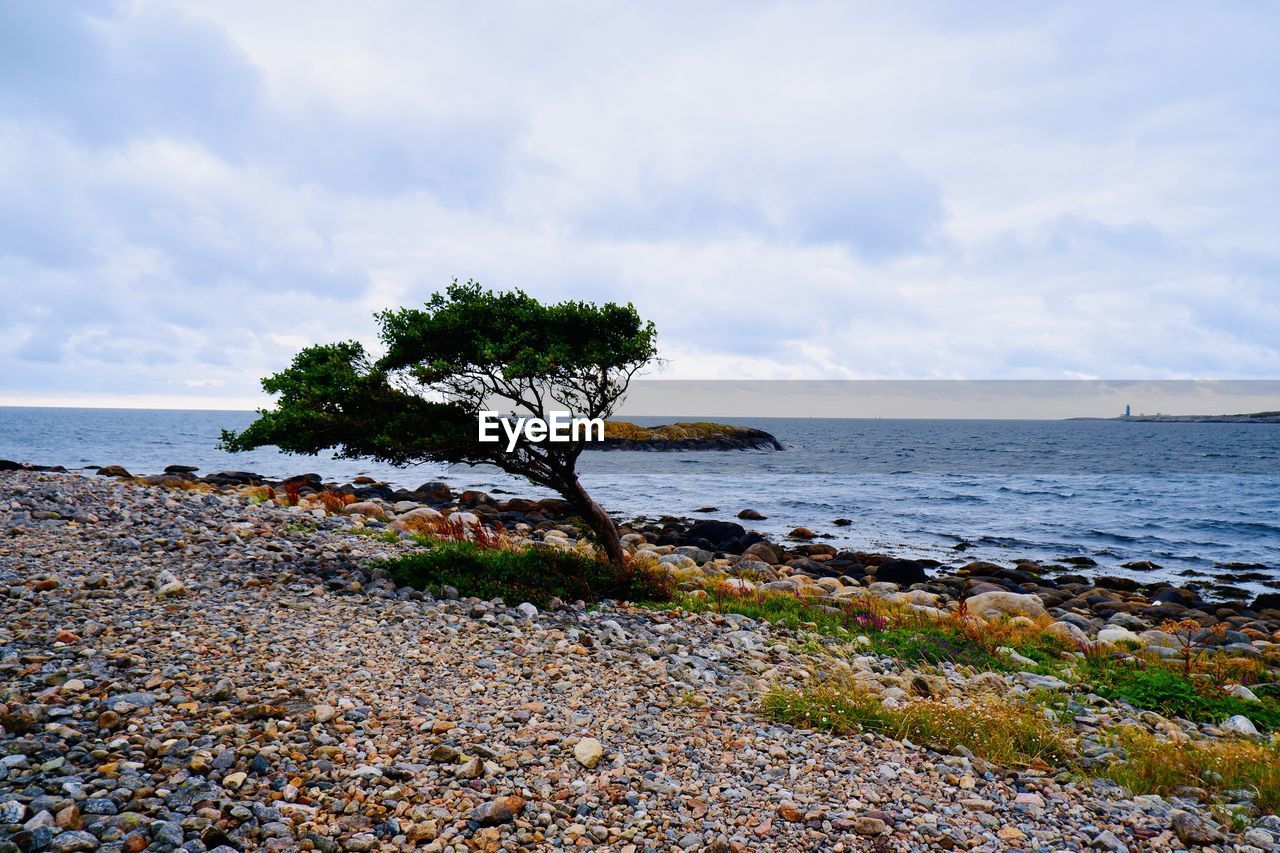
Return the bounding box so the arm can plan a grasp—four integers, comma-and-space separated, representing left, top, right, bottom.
220, 280, 657, 565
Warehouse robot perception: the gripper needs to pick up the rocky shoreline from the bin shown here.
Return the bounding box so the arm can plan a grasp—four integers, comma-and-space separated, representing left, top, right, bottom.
3, 467, 1280, 850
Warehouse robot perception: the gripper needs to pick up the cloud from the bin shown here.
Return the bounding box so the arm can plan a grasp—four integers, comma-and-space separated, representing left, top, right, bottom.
0, 0, 1278, 408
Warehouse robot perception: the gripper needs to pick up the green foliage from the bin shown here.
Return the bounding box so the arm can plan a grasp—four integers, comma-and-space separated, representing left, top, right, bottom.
374, 540, 673, 608
763, 682, 1072, 767
1082, 658, 1280, 729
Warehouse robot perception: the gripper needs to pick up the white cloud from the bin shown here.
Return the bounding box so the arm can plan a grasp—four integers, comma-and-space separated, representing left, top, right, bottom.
1, 1, 1278, 407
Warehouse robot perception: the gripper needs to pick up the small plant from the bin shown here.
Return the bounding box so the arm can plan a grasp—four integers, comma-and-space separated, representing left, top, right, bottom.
1161, 618, 1226, 678
244, 485, 275, 504
282, 481, 303, 507
676, 689, 707, 708
317, 490, 347, 514
414, 515, 510, 548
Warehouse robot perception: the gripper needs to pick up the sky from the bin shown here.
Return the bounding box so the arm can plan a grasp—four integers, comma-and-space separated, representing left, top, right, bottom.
1, 1, 1278, 410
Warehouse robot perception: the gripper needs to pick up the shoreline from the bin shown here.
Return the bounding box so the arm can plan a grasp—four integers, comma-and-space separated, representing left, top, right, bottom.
3, 468, 1280, 849
4, 457, 1275, 606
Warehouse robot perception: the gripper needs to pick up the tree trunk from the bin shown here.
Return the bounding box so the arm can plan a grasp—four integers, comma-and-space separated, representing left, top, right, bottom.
562, 475, 626, 566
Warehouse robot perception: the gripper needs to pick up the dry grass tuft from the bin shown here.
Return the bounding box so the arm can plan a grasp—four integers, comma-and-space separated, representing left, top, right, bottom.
1104, 727, 1280, 813
762, 678, 1072, 768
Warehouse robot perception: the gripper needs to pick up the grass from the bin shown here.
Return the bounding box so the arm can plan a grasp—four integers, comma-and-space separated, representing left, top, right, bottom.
665, 584, 1069, 675
350, 527, 401, 543
673, 584, 1280, 730
1079, 657, 1280, 730
762, 680, 1072, 768
672, 585, 903, 635
764, 677, 1280, 813
373, 540, 673, 608
1103, 727, 1280, 813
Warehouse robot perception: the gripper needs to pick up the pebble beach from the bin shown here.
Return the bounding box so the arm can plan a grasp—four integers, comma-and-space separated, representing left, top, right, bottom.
3, 470, 1280, 851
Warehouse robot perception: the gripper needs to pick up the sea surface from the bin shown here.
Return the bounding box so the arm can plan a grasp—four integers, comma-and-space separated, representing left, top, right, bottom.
3, 407, 1279, 596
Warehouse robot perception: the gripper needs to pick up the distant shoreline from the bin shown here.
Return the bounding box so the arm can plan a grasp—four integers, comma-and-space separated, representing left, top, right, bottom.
1070, 411, 1280, 423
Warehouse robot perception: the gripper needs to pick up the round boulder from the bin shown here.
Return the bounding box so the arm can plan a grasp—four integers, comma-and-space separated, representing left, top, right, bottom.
962, 591, 1048, 622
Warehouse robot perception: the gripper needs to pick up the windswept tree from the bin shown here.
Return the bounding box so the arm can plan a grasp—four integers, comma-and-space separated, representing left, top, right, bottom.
221, 280, 657, 564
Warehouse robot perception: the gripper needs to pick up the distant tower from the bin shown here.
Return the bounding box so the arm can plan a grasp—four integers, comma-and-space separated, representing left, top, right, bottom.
1125, 404, 1131, 418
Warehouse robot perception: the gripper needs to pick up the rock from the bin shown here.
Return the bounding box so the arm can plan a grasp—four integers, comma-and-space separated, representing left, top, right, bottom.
1171, 810, 1225, 845
346, 501, 387, 518
154, 569, 187, 598
574, 737, 604, 768
736, 508, 767, 520
1250, 592, 1280, 612
49, 831, 100, 852
1096, 626, 1142, 647
742, 541, 782, 565
873, 558, 927, 586
415, 481, 453, 500
313, 703, 337, 722
469, 796, 525, 826
1091, 829, 1129, 851
454, 756, 484, 779
344, 833, 379, 851
1244, 828, 1275, 847
1224, 684, 1259, 702
853, 816, 887, 835
1045, 620, 1089, 645
1220, 714, 1259, 736
788, 527, 816, 540
685, 519, 748, 549
96, 465, 131, 477
832, 518, 853, 526
963, 591, 1048, 621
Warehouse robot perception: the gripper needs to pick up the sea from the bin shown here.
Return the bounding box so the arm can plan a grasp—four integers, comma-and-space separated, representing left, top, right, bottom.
3, 407, 1278, 597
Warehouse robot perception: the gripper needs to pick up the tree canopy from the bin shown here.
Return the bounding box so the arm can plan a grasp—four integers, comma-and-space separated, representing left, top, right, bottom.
221, 280, 658, 563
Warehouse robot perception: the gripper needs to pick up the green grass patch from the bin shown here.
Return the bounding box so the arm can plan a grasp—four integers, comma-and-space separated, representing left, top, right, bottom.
1080, 658, 1280, 729
373, 540, 673, 608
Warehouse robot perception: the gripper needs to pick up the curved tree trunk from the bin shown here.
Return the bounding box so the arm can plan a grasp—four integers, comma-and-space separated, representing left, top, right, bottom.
562, 475, 626, 566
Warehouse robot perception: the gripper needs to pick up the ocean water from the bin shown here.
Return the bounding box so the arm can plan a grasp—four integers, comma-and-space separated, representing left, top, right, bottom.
2, 407, 1278, 595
